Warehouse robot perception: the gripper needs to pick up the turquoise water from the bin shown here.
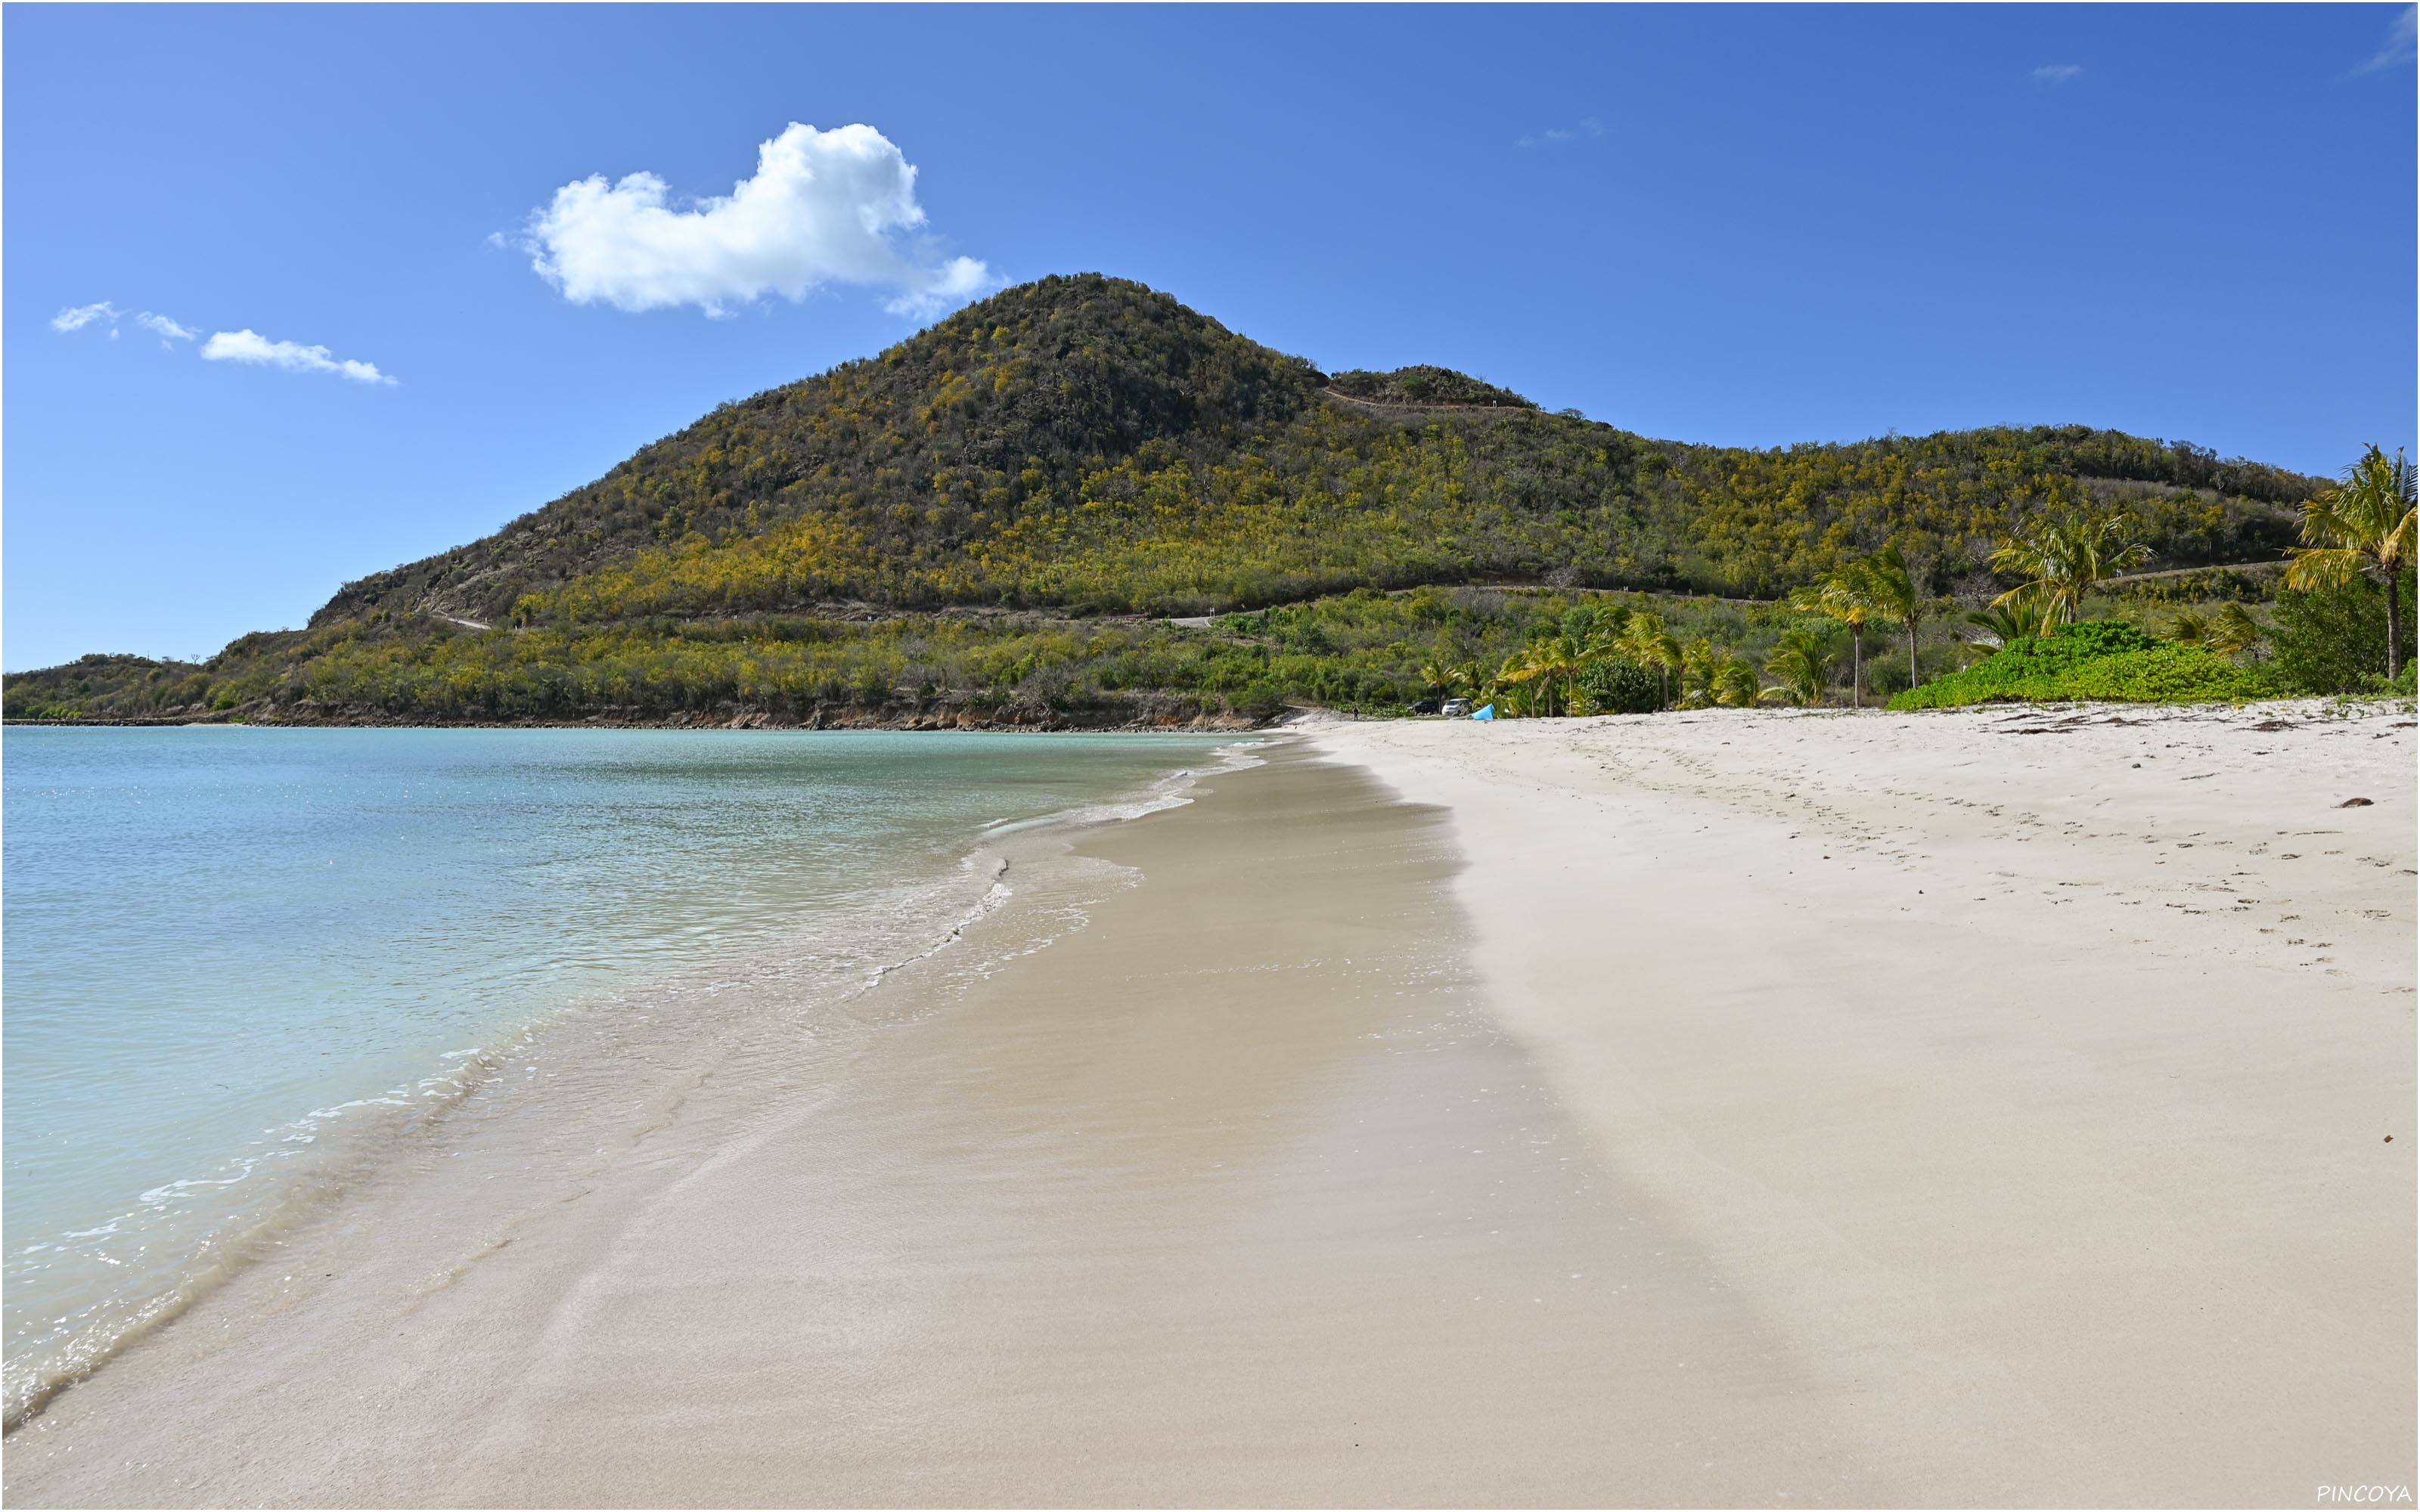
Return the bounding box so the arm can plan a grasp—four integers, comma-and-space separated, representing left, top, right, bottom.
2, 726, 1233, 1421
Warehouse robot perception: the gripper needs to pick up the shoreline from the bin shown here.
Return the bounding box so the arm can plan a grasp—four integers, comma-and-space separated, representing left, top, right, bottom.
7, 701, 2410, 1505
1, 711, 1271, 733
8, 740, 1880, 1507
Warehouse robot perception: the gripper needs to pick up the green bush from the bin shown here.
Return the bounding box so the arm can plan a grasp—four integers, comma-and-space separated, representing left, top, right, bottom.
1577, 657, 1661, 714
1891, 619, 2271, 708
2268, 572, 2415, 695
2017, 618, 2161, 659
2057, 646, 2277, 702
1234, 682, 1291, 720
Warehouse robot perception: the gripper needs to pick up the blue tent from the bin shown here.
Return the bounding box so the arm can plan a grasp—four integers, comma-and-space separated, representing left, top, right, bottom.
1471, 703, 1496, 720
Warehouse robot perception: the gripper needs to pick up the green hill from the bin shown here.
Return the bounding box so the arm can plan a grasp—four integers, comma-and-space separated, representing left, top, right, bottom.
5, 273, 2323, 727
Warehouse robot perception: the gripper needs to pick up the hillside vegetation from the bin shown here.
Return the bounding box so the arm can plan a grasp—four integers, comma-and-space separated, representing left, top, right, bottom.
6, 274, 2337, 727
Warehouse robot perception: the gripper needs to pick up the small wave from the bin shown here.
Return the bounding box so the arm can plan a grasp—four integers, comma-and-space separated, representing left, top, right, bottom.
855, 859, 1015, 996
979, 738, 1267, 839
3, 1033, 526, 1433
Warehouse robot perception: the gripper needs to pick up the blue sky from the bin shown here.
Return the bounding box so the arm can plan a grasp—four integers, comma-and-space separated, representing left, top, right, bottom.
7, 4, 2413, 670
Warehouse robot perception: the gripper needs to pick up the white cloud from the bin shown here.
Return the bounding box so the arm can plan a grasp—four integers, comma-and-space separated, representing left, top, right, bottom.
2356, 5, 2417, 73
136, 311, 197, 343
519, 122, 998, 318
200, 329, 395, 385
51, 301, 122, 333
1517, 116, 1606, 148
2032, 64, 2084, 85
53, 303, 389, 382
886, 256, 994, 318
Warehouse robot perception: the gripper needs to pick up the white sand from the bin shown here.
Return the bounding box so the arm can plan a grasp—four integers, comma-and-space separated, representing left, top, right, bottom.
1311, 698, 2416, 1504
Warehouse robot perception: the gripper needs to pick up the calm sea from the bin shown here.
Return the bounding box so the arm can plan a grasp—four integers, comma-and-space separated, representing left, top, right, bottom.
2, 726, 1238, 1424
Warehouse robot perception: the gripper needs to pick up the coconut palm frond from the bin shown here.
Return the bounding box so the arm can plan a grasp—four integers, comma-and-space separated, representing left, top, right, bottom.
1714, 657, 1761, 708
2164, 606, 2212, 646
2290, 445, 2418, 583
2285, 445, 2418, 678
2284, 538, 2367, 593
1990, 506, 2153, 635
1963, 600, 2037, 649
1863, 544, 1919, 623
2210, 602, 2266, 658
1761, 627, 1832, 706
1674, 637, 1711, 708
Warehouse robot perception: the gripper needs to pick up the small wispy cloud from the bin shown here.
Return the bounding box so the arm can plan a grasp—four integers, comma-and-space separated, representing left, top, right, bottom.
135, 311, 197, 344
2355, 4, 2417, 73
51, 301, 122, 333
1518, 116, 1606, 149
200, 329, 396, 386
2032, 64, 2084, 85
51, 301, 390, 384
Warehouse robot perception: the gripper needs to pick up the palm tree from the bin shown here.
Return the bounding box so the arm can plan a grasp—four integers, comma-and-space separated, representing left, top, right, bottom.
1490, 648, 1533, 714
1713, 655, 1760, 708
1646, 627, 1681, 708
2285, 444, 2418, 679
1677, 637, 1720, 708
1989, 506, 2153, 634
1496, 637, 1593, 717
1615, 610, 1680, 709
1790, 563, 1881, 708
1761, 627, 1832, 706
1860, 543, 1928, 691
1481, 656, 1527, 717
2210, 602, 2266, 659
1417, 657, 1460, 700
1962, 596, 2042, 661
2163, 606, 2213, 646
1531, 636, 1588, 717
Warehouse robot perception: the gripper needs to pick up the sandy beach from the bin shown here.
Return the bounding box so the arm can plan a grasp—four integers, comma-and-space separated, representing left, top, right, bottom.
1313, 698, 2416, 1504
5, 701, 2412, 1507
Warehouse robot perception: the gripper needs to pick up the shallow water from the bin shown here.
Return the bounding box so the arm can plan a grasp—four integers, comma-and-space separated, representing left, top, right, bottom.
2, 726, 1231, 1424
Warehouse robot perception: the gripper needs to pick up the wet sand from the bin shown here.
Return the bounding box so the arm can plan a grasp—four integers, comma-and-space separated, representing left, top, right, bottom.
5, 745, 1885, 1507
1314, 699, 2416, 1505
